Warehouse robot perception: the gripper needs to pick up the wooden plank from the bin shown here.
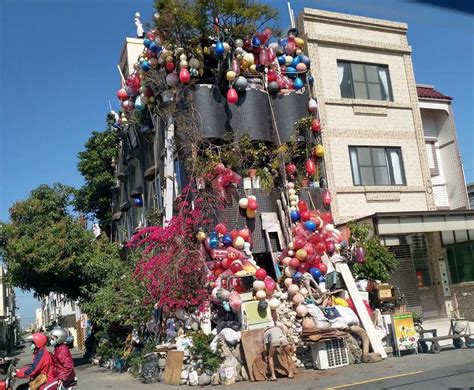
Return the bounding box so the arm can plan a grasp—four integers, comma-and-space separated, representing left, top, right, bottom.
241, 328, 266, 381
336, 262, 387, 358
163, 350, 184, 385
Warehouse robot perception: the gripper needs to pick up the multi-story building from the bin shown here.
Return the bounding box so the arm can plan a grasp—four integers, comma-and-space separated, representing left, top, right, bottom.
299, 8, 473, 319
0, 266, 18, 352
467, 183, 474, 209
112, 8, 473, 320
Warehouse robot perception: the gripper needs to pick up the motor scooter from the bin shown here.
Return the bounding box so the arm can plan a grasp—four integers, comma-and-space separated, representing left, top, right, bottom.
0, 357, 77, 390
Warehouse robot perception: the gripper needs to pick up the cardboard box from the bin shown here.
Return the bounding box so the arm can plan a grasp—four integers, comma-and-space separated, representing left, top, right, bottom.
377, 288, 393, 299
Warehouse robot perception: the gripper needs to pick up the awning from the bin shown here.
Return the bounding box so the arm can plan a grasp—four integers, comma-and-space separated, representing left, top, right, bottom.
366, 210, 474, 235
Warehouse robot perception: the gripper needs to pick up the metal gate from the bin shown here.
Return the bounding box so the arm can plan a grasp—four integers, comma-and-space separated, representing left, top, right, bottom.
388, 244, 423, 315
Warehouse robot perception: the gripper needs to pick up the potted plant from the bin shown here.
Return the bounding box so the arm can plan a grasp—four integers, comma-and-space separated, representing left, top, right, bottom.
256, 167, 274, 193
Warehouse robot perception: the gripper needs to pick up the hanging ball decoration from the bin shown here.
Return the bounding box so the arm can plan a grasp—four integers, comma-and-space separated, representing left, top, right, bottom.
293, 293, 305, 305
235, 38, 244, 48
322, 190, 331, 207
233, 236, 245, 249
286, 66, 297, 78
356, 247, 366, 264
285, 163, 297, 175
196, 230, 207, 241
134, 197, 143, 207
277, 55, 286, 65
288, 284, 299, 295
141, 61, 151, 71
230, 261, 243, 273
234, 76, 248, 92
252, 36, 262, 48
290, 210, 301, 222
309, 267, 321, 279
269, 298, 281, 310
289, 258, 300, 268
294, 77, 304, 90
308, 98, 318, 112
255, 268, 267, 280
226, 70, 237, 81
304, 220, 317, 232
117, 88, 129, 101
165, 62, 175, 72
306, 159, 316, 176
256, 290, 267, 300
227, 87, 238, 104
296, 304, 308, 317
314, 144, 325, 158
267, 81, 280, 94
246, 208, 257, 219
308, 75, 314, 84
215, 41, 225, 56
166, 72, 179, 87
296, 63, 307, 73
179, 68, 191, 84
295, 249, 307, 261
292, 271, 303, 282
311, 119, 321, 133
253, 280, 266, 291
222, 234, 233, 247
317, 263, 328, 275
239, 197, 249, 209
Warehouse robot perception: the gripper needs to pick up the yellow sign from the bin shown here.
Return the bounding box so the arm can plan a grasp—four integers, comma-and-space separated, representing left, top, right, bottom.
392, 312, 418, 351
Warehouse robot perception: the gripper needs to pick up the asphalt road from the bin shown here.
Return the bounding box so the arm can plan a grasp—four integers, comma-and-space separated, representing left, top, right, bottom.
9, 346, 474, 389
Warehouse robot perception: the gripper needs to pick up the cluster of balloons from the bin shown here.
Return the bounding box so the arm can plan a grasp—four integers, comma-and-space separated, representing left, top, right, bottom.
207, 163, 242, 201
238, 196, 259, 219
201, 223, 278, 312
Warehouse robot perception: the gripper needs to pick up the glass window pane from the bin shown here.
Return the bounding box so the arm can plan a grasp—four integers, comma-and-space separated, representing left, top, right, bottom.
339, 62, 354, 98
388, 149, 405, 185
358, 148, 372, 166
454, 230, 469, 243
365, 65, 379, 82
350, 148, 361, 185
446, 247, 459, 284
441, 231, 455, 245
374, 166, 390, 185
378, 66, 391, 101
372, 148, 387, 166
351, 63, 366, 82
354, 82, 368, 99
360, 167, 375, 185
368, 83, 382, 100
453, 243, 474, 283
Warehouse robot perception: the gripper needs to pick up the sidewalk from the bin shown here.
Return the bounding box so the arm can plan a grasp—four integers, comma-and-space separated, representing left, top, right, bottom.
421, 317, 473, 346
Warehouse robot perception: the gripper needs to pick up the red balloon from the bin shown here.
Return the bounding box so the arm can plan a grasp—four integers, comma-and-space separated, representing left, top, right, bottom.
315, 242, 326, 255
322, 212, 333, 224
230, 229, 239, 240
303, 244, 315, 256
227, 87, 238, 104
247, 198, 258, 211
117, 89, 129, 101
289, 258, 300, 268
297, 200, 308, 213
317, 263, 327, 275
301, 211, 311, 222
267, 69, 278, 82
255, 268, 267, 280
293, 225, 308, 239
294, 237, 306, 250
264, 278, 276, 291
322, 190, 331, 207
215, 223, 227, 235
285, 163, 297, 175
179, 68, 191, 84
325, 240, 335, 254
311, 118, 321, 132
166, 62, 175, 72
298, 263, 309, 274
306, 159, 316, 176
230, 261, 243, 273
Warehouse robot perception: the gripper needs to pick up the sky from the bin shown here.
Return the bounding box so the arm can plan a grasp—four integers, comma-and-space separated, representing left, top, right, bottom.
0, 0, 473, 327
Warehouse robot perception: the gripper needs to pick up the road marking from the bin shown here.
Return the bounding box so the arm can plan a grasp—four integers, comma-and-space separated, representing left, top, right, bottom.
327, 370, 424, 389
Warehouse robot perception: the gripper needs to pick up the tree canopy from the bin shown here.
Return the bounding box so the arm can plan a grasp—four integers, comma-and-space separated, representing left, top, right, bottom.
0, 184, 120, 300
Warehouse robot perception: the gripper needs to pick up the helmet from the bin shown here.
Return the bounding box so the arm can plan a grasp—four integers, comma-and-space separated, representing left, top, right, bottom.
50, 328, 68, 345
23, 333, 48, 349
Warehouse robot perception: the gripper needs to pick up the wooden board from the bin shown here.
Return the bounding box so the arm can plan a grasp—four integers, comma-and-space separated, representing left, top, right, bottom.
163, 350, 184, 385
336, 262, 387, 359
240, 328, 266, 381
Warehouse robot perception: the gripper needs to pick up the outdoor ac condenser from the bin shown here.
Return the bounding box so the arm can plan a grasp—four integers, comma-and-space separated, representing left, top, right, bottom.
310, 338, 349, 370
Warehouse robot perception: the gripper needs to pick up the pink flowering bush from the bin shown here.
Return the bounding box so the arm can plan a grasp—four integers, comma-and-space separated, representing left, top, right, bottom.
129, 186, 224, 312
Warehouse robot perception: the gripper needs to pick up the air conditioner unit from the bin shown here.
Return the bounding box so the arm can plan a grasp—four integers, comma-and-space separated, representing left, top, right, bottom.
310, 338, 349, 370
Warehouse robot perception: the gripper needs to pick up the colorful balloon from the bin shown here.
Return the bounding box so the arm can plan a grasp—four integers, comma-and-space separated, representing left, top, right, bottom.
255, 268, 267, 280
179, 68, 191, 83
227, 87, 238, 104
290, 210, 300, 222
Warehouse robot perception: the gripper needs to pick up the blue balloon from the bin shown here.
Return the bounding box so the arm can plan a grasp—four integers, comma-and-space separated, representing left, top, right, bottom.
310, 267, 321, 279
143, 38, 151, 48
286, 66, 297, 79
141, 61, 150, 71
277, 55, 286, 65
290, 210, 300, 222
294, 77, 304, 90
304, 221, 317, 232
300, 55, 311, 67
252, 36, 261, 47
278, 38, 288, 47
307, 75, 314, 84
134, 197, 143, 207
215, 41, 225, 56
319, 276, 326, 283
222, 234, 233, 247
290, 55, 301, 68
292, 272, 303, 282
210, 237, 219, 249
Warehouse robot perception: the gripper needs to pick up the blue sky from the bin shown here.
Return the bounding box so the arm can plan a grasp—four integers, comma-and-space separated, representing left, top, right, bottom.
1, 0, 472, 327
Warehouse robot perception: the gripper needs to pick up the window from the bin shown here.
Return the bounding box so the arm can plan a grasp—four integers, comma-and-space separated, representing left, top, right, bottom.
446, 242, 474, 284
349, 146, 406, 186
425, 142, 439, 176
337, 61, 393, 101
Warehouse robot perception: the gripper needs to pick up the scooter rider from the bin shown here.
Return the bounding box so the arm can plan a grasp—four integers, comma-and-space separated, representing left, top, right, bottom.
43, 328, 77, 390
16, 333, 54, 390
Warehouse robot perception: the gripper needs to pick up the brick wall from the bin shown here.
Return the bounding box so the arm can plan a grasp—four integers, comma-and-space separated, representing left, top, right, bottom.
451, 283, 474, 320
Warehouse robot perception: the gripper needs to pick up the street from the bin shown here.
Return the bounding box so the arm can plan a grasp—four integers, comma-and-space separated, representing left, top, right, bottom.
11, 346, 473, 389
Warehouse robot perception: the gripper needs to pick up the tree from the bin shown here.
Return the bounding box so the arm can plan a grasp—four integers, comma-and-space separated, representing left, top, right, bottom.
0, 184, 119, 300
347, 222, 398, 282
75, 129, 118, 235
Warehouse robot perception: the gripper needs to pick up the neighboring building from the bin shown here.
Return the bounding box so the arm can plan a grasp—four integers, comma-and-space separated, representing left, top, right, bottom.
468, 183, 474, 209
0, 266, 18, 352
298, 8, 473, 320
418, 84, 469, 210
35, 308, 44, 331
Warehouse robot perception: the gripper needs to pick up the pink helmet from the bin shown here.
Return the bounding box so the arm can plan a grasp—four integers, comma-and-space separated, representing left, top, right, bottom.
23, 333, 48, 348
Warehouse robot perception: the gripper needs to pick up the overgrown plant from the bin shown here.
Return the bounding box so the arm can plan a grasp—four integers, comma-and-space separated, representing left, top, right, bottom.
347, 222, 398, 282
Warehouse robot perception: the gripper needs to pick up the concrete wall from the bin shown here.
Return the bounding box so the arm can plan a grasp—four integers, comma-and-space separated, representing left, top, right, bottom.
451, 283, 474, 320
299, 8, 435, 224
